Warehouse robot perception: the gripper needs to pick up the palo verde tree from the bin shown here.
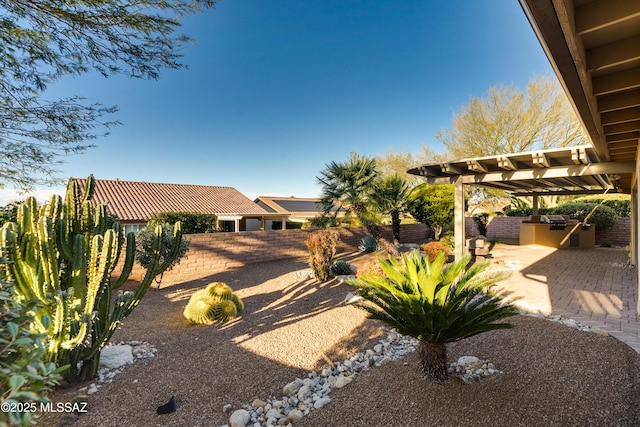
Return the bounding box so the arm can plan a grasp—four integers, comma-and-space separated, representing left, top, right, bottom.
436, 75, 587, 158
0, 0, 216, 191
0, 176, 183, 383
317, 153, 399, 257
350, 251, 517, 382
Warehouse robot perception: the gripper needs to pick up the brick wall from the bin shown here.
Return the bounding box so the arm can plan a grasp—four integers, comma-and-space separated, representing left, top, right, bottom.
465, 216, 631, 246
118, 223, 430, 284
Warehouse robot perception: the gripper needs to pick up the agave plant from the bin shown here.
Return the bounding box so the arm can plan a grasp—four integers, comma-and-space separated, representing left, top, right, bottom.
349, 250, 517, 382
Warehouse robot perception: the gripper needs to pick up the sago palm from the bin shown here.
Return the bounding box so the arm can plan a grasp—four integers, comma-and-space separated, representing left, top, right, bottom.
350, 250, 517, 381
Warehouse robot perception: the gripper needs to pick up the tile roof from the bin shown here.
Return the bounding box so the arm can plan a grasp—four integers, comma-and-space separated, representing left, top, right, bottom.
255, 196, 325, 214
73, 178, 270, 222
255, 196, 342, 221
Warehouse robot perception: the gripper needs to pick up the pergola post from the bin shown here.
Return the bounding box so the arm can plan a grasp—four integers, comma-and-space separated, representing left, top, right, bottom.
635, 159, 640, 314
454, 177, 466, 260
532, 195, 539, 215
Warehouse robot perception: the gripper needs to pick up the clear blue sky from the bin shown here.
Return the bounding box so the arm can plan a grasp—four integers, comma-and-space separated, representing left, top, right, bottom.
1, 0, 554, 205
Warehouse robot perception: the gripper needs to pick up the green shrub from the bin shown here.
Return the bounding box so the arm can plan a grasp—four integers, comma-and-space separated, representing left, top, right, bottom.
0, 281, 65, 426
331, 260, 354, 275
600, 240, 613, 248
305, 229, 340, 281
504, 207, 553, 217
136, 223, 191, 285
358, 235, 381, 253
439, 230, 455, 250
183, 282, 243, 325
573, 195, 631, 217
552, 202, 619, 231
421, 241, 451, 263
149, 212, 219, 233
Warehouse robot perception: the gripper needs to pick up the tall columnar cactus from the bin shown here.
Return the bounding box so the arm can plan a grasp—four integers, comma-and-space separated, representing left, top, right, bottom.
0, 175, 183, 382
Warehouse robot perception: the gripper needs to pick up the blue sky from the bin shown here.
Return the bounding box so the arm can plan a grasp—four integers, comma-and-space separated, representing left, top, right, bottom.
1, 0, 554, 205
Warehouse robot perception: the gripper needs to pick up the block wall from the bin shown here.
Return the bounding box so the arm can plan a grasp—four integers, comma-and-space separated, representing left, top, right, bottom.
116, 223, 430, 284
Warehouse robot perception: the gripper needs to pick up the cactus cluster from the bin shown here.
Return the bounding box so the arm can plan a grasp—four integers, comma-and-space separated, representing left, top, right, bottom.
183, 282, 243, 325
0, 175, 183, 382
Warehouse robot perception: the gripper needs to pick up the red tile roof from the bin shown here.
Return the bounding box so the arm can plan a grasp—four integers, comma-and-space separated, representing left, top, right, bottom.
73, 178, 270, 222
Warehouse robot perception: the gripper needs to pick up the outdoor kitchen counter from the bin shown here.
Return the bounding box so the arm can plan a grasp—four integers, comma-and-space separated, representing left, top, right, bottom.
520, 216, 595, 248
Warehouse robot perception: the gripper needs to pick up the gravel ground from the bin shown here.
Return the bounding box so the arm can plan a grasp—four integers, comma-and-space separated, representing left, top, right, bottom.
41, 252, 640, 427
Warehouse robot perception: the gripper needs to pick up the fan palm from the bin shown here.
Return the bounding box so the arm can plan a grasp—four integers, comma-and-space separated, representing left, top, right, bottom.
370, 175, 411, 245
317, 153, 399, 256
350, 250, 517, 381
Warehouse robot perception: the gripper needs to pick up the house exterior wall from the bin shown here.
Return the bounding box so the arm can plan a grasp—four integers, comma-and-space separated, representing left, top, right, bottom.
115, 223, 430, 285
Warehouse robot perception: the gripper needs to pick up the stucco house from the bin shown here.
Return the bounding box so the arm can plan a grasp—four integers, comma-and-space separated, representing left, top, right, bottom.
254, 196, 348, 228
72, 178, 286, 233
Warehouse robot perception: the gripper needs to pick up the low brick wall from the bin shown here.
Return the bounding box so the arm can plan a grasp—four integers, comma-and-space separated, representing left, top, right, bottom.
118, 223, 430, 284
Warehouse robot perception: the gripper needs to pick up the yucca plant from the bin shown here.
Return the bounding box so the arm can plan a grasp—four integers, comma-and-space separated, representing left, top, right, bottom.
349, 250, 517, 382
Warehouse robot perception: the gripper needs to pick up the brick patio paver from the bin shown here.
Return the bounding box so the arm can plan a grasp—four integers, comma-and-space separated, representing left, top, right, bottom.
489, 244, 640, 353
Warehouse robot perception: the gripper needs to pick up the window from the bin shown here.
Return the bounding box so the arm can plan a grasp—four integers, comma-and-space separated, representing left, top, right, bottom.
124, 224, 145, 235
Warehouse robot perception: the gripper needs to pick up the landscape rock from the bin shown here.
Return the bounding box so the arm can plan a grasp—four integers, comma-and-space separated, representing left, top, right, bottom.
99, 345, 133, 369
297, 385, 311, 400
456, 356, 483, 371
344, 291, 364, 304
229, 409, 250, 427
283, 379, 302, 396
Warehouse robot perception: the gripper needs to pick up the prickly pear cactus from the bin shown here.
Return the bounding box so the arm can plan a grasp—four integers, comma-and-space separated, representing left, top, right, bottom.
0, 175, 184, 382
184, 282, 243, 325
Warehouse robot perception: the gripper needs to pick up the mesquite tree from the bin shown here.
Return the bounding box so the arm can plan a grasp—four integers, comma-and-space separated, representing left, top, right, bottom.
0, 176, 183, 382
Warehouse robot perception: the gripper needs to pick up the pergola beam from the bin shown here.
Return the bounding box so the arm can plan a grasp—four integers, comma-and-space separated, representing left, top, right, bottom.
423, 161, 635, 185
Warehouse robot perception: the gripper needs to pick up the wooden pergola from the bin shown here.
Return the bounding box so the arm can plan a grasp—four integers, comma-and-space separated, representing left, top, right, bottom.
408, 145, 635, 259
409, 0, 640, 311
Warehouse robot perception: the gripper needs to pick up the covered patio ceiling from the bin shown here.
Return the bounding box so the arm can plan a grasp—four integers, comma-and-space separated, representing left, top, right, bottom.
519, 0, 640, 193
407, 145, 635, 197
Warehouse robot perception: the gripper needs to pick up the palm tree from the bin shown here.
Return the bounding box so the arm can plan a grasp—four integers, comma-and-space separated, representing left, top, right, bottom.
350, 250, 517, 381
317, 153, 399, 256
370, 175, 410, 245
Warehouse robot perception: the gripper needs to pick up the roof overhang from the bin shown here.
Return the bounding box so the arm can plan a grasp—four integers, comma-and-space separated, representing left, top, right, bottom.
518, 0, 640, 192
408, 145, 633, 196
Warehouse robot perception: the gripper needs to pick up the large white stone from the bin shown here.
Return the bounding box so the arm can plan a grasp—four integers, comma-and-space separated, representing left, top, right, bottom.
297, 385, 312, 401
283, 380, 302, 396
344, 292, 364, 304
99, 345, 133, 369
456, 356, 482, 371
334, 374, 352, 389
229, 409, 250, 427
313, 397, 331, 409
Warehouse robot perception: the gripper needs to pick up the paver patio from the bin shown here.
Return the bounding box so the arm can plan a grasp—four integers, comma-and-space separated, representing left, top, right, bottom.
490, 243, 640, 353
